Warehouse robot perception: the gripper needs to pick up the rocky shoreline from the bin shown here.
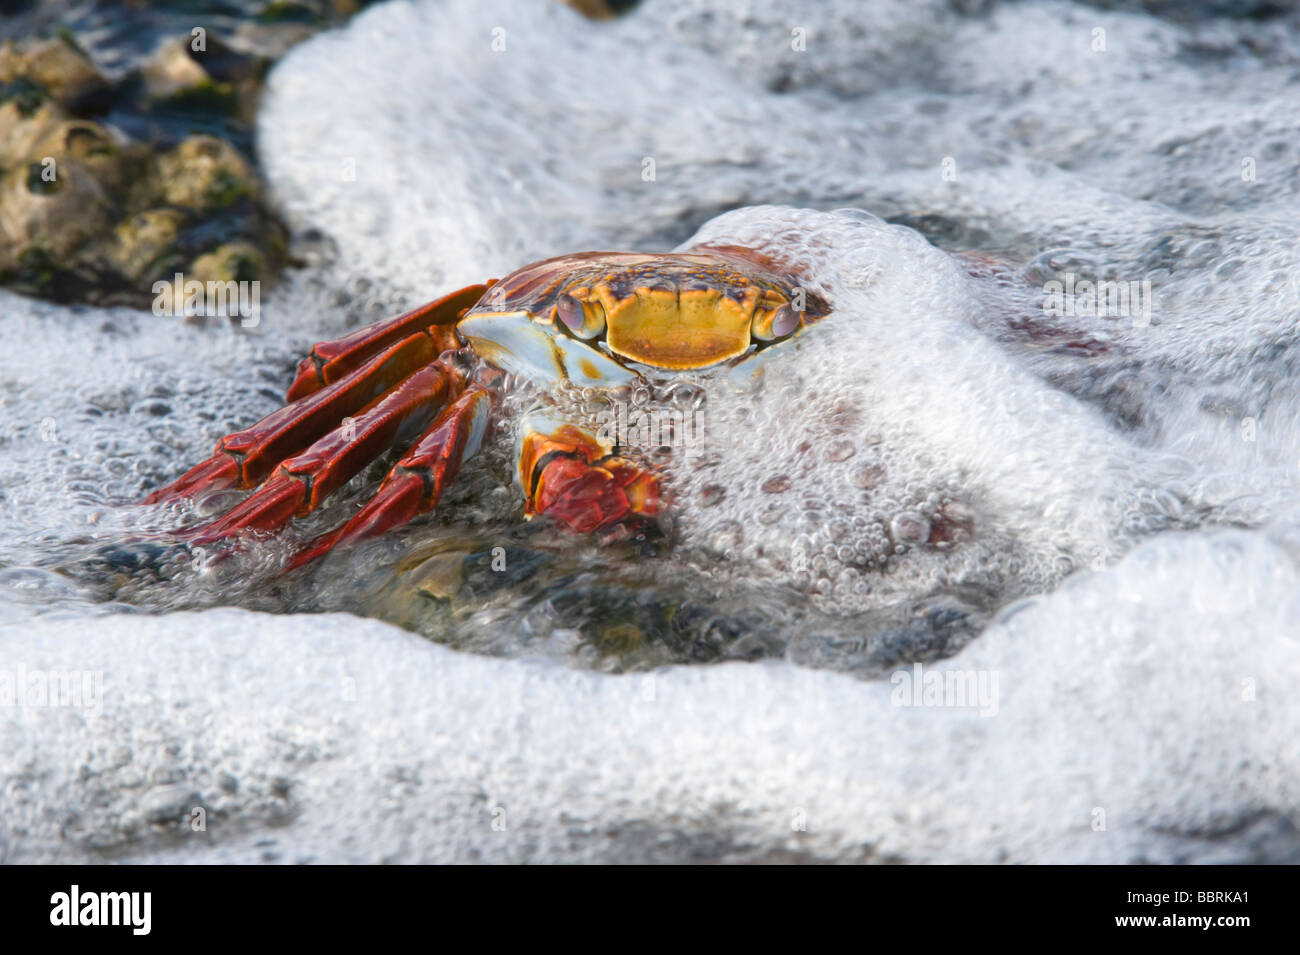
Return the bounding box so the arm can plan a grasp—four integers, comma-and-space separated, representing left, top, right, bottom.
0, 1, 374, 307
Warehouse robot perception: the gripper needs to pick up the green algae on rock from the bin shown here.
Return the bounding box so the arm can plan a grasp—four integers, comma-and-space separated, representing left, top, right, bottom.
0, 22, 295, 308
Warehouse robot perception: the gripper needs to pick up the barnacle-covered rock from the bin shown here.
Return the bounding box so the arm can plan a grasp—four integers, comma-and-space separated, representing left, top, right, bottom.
108, 208, 188, 284
141, 33, 265, 125
190, 241, 265, 284
0, 5, 372, 308
0, 35, 112, 113
157, 135, 258, 212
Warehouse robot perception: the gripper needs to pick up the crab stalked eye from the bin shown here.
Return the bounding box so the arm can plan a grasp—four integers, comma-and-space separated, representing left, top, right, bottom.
556, 293, 607, 339
750, 303, 799, 342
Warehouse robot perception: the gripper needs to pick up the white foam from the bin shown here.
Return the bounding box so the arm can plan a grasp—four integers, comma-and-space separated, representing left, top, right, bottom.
3, 525, 1297, 863
666, 207, 1145, 613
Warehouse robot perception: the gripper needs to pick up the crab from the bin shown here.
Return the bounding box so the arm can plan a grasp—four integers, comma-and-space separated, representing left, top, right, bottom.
143, 245, 830, 568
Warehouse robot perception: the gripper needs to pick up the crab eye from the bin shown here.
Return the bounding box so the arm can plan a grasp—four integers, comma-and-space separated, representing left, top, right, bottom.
557, 293, 607, 339
751, 303, 798, 342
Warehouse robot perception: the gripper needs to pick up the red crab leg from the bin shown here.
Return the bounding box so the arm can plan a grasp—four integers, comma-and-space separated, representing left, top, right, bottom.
520, 426, 661, 533
286, 284, 488, 402
288, 385, 493, 568
143, 331, 446, 504
186, 356, 468, 546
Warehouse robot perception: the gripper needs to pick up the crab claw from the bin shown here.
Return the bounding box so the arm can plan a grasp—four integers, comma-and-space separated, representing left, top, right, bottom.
520, 424, 660, 533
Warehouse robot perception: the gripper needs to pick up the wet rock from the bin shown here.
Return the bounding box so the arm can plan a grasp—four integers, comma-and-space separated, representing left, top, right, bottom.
0, 99, 285, 302
0, 155, 114, 267
0, 36, 112, 113
109, 208, 187, 284
0, 7, 353, 308
562, 0, 642, 18
0, 1, 632, 307
464, 546, 552, 591
141, 34, 265, 126
190, 241, 265, 284
411, 551, 468, 602
157, 135, 258, 212
140, 783, 201, 826
141, 38, 211, 103
0, 99, 58, 166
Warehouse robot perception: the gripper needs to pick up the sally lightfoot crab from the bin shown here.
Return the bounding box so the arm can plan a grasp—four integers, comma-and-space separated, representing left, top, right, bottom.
144, 245, 830, 568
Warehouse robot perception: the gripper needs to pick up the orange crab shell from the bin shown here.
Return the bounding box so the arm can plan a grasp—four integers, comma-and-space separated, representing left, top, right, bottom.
461, 248, 829, 375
